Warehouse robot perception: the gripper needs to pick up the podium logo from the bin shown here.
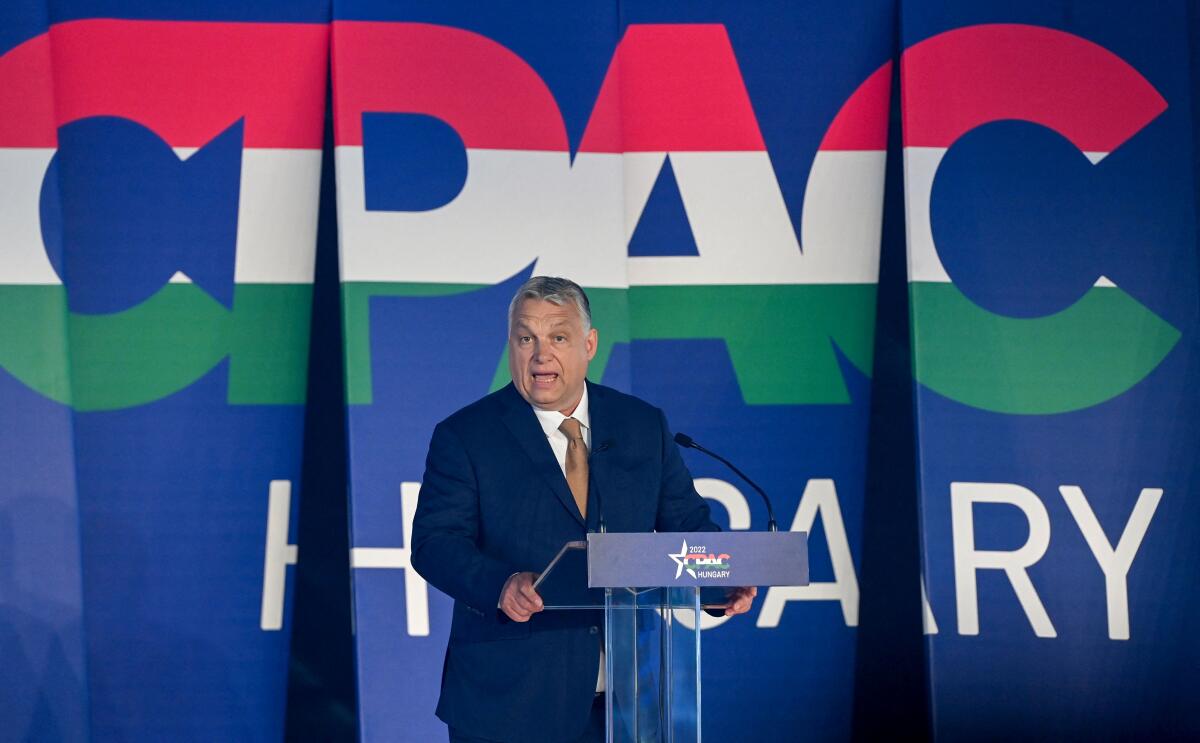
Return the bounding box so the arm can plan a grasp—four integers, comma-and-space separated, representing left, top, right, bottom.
669, 541, 732, 580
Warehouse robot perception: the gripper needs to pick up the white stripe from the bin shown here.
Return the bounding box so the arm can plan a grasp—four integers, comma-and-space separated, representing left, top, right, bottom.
336, 147, 887, 287
0, 148, 61, 284
335, 146, 628, 288
631, 151, 800, 285
234, 149, 321, 283
0, 147, 319, 286
621, 151, 667, 245
904, 146, 1115, 285
533, 151, 628, 287
799, 150, 886, 285
628, 150, 884, 285
902, 147, 952, 284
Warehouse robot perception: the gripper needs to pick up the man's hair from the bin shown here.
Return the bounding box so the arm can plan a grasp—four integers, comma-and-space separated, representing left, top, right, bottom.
508, 276, 593, 333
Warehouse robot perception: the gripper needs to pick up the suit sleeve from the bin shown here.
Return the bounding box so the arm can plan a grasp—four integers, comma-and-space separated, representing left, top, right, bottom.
653, 410, 720, 534
410, 421, 518, 615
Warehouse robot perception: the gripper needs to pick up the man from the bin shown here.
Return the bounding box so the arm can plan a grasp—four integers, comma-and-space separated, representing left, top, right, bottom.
412, 276, 755, 743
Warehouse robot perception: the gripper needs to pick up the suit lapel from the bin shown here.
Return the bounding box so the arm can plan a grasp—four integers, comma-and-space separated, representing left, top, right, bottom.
498, 384, 586, 528
585, 381, 614, 532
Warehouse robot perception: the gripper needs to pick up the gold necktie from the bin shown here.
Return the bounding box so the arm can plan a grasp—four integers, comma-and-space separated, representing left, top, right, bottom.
559, 417, 588, 519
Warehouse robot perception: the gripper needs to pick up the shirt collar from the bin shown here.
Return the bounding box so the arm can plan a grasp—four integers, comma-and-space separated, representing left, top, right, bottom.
531, 384, 590, 438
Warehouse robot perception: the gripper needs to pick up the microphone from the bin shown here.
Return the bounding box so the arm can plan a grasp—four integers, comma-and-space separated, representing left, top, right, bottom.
590, 440, 613, 533
674, 432, 778, 532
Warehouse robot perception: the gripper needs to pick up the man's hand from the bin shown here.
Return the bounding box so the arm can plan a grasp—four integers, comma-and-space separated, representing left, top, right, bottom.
499, 572, 544, 622
724, 586, 757, 616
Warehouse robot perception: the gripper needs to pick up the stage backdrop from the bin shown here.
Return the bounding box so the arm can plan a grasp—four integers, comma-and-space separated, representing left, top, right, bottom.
1, 1, 1197, 742
0, 2, 327, 741
331, 1, 892, 740
901, 2, 1200, 741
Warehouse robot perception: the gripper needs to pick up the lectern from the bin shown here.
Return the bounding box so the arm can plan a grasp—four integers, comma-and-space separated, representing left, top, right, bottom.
534, 531, 808, 743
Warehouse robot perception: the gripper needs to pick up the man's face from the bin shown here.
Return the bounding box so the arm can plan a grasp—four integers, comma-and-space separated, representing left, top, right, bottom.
508, 298, 598, 414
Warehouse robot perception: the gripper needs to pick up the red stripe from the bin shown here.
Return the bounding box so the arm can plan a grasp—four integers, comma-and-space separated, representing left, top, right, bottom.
331, 21, 568, 150
0, 20, 327, 148
0, 33, 57, 146
578, 24, 765, 153
901, 24, 1165, 152
818, 61, 891, 151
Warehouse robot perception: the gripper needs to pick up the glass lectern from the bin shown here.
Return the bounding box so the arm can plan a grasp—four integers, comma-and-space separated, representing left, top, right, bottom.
533, 541, 703, 743
533, 531, 808, 743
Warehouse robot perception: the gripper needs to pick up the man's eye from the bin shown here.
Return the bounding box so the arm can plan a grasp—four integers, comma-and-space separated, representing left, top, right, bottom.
517, 336, 531, 344
554, 335, 566, 342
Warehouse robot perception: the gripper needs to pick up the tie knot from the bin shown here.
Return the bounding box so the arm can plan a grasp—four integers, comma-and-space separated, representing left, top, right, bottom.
559, 417, 584, 441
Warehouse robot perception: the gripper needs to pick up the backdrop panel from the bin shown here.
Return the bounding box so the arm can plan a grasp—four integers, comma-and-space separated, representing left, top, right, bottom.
0, 2, 329, 740
901, 3, 1200, 740
0, 3, 89, 741
333, 1, 892, 740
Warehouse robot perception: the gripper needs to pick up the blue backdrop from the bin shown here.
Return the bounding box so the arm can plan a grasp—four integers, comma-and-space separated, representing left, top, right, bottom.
0, 1, 1197, 742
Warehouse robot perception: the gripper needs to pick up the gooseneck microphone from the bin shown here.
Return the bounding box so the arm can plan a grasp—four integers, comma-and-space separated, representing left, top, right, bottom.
674, 432, 778, 532
590, 440, 613, 533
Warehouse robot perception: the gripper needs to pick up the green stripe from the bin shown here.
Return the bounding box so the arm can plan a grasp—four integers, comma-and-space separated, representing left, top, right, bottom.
0, 285, 74, 404
341, 282, 877, 406
910, 282, 1179, 414
629, 285, 876, 405
0, 284, 311, 411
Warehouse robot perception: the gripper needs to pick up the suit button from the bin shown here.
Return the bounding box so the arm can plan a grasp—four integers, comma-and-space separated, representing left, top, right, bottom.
589, 626, 599, 635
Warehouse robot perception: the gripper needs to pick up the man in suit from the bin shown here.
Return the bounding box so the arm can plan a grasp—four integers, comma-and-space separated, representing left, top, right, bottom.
412, 276, 756, 743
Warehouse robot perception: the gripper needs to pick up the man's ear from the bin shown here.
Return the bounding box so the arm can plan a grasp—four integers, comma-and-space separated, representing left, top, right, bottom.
585, 328, 598, 360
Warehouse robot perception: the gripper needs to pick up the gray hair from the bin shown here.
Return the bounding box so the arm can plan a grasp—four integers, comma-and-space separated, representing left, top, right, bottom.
508, 276, 592, 333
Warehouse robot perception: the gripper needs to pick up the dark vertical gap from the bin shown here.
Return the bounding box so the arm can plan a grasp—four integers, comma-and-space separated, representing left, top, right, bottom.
1191, 0, 1200, 319
284, 80, 358, 742
850, 11, 932, 740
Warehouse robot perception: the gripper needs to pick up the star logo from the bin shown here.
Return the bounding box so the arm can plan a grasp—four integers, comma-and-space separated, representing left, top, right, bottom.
668, 540, 696, 579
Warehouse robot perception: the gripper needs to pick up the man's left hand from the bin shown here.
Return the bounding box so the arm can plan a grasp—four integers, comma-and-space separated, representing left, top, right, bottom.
723, 586, 757, 616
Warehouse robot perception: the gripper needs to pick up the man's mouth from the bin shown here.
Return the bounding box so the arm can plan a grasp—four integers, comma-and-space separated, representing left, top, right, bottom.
532, 373, 558, 384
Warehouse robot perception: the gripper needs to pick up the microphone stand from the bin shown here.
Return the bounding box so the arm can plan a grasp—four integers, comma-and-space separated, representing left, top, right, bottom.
674, 433, 778, 532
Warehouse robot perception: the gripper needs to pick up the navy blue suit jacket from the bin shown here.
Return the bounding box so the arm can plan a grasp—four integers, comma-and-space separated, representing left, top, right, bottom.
411, 381, 717, 743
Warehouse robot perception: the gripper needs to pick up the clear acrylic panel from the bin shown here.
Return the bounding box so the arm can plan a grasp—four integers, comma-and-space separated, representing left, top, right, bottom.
534, 541, 603, 609
605, 586, 701, 743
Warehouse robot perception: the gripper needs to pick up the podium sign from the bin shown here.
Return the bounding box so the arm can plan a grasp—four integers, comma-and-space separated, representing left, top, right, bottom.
587, 531, 809, 588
